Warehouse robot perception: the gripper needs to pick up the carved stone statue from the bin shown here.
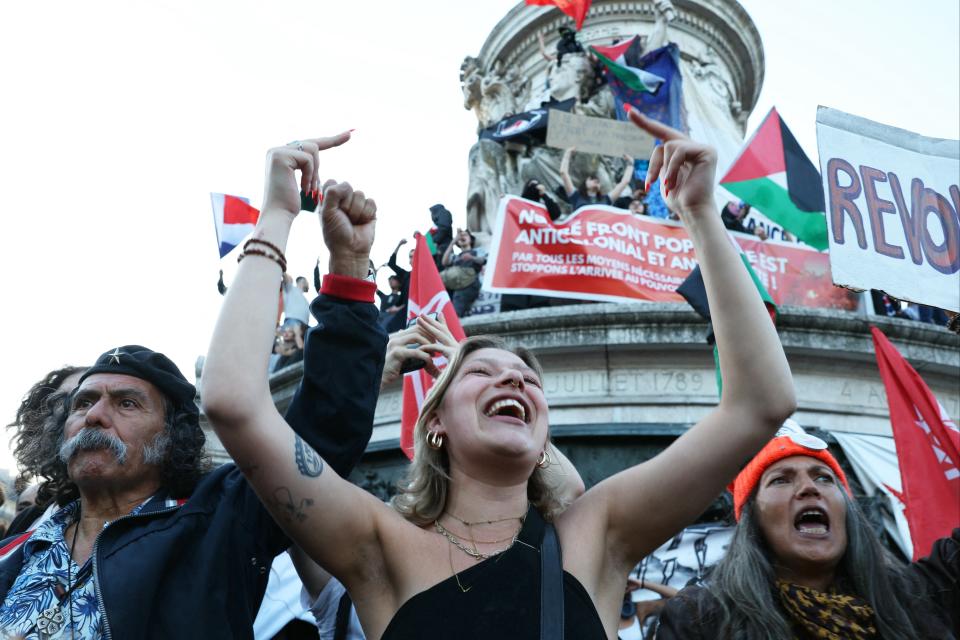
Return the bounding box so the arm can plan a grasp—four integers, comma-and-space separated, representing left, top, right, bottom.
576, 83, 616, 120
546, 52, 595, 103
466, 139, 521, 235
647, 0, 677, 51
687, 45, 747, 130
461, 57, 531, 131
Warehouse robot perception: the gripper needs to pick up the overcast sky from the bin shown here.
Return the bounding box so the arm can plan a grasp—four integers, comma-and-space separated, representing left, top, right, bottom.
1, 0, 957, 474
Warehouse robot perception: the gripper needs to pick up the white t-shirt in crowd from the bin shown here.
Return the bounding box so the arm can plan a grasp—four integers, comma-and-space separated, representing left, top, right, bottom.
302, 577, 365, 640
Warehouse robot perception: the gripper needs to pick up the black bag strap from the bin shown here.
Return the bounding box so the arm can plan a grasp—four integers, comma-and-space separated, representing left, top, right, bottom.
540, 522, 564, 639
333, 591, 353, 640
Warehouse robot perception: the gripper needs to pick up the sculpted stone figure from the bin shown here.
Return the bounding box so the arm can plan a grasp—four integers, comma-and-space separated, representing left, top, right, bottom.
461, 57, 531, 130
647, 0, 677, 51
687, 45, 747, 130
466, 139, 520, 235
546, 52, 594, 103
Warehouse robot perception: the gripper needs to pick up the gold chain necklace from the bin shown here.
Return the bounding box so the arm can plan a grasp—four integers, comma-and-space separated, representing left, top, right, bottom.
434, 520, 521, 561
445, 505, 528, 527
437, 526, 519, 546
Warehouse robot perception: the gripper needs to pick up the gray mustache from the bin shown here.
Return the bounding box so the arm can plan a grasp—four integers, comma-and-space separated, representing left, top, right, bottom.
59, 428, 128, 465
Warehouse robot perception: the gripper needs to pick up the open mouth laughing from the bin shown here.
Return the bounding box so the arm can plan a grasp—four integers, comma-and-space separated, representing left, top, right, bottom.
482, 396, 530, 424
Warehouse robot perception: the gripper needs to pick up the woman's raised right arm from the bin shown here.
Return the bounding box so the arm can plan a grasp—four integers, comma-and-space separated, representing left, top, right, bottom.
201, 134, 391, 581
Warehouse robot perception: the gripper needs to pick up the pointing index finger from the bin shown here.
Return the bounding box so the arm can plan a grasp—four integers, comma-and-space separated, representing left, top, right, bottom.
625, 107, 684, 142
306, 130, 352, 151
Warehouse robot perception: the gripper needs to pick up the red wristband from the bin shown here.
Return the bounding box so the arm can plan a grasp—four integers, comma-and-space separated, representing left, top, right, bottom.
321, 273, 377, 303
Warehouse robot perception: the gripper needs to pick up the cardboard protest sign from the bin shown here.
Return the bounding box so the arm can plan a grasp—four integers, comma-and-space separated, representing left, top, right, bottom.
546, 109, 655, 158
816, 107, 960, 311
483, 195, 858, 310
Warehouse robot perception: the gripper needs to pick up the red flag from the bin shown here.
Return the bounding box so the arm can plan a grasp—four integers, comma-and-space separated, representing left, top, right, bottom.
400, 234, 466, 459
871, 327, 960, 559
525, 0, 592, 30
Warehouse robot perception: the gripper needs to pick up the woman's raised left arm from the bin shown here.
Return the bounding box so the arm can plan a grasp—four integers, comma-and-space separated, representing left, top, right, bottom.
561, 110, 796, 575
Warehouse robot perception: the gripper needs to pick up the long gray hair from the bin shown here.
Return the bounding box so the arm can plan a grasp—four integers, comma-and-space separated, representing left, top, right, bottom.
706, 492, 945, 639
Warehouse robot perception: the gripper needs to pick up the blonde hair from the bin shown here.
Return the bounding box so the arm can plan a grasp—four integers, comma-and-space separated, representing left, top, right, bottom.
391, 335, 566, 524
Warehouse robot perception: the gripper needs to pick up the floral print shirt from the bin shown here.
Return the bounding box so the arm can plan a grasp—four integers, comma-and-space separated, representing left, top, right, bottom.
0, 500, 145, 639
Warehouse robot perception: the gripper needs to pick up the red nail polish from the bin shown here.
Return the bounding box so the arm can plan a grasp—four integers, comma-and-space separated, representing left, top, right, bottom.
623, 104, 631, 115
317, 191, 324, 204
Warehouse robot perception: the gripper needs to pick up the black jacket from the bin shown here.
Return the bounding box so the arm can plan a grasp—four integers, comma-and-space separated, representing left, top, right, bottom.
656, 528, 960, 639
0, 294, 387, 639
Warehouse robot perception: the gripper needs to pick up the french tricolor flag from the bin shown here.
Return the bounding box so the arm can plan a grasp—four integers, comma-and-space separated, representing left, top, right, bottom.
211, 193, 260, 258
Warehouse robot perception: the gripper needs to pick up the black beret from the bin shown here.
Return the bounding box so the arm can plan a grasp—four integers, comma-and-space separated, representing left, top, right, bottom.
78, 345, 199, 423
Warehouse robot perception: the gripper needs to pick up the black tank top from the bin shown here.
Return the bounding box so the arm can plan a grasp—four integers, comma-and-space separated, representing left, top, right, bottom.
380, 507, 608, 639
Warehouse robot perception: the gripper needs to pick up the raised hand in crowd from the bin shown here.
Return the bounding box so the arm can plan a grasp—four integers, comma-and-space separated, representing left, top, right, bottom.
380, 313, 459, 389
202, 131, 396, 635
319, 185, 377, 281
609, 153, 636, 203
262, 134, 351, 219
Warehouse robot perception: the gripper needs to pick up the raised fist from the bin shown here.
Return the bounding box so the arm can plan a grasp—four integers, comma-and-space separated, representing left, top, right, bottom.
321, 180, 377, 279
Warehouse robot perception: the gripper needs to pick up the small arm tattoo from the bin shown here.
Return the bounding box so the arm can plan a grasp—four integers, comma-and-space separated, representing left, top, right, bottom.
294, 434, 324, 478
269, 486, 314, 524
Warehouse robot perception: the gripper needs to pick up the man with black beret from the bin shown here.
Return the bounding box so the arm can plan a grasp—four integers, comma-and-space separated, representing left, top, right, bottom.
0, 307, 385, 636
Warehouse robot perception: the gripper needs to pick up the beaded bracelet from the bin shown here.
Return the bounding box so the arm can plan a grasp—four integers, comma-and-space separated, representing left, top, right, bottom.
244, 238, 287, 265
237, 247, 286, 272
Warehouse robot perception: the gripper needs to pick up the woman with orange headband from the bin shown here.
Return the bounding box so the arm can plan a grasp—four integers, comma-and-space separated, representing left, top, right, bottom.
656, 422, 959, 640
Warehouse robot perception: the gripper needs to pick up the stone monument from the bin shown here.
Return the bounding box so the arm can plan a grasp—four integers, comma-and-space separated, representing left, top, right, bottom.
461, 0, 764, 237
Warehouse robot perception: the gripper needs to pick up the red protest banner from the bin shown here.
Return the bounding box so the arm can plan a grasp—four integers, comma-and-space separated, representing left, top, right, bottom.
483, 196, 858, 310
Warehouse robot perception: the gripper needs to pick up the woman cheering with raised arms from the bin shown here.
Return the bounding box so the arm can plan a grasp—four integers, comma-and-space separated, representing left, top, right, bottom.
202, 111, 796, 640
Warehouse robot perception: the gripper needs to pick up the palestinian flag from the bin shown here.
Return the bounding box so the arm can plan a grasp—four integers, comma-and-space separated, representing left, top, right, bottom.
424, 229, 438, 255
525, 0, 592, 31
591, 37, 664, 94
720, 107, 828, 251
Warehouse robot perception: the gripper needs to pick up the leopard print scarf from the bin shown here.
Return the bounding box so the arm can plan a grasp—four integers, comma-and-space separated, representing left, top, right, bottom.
776, 580, 877, 640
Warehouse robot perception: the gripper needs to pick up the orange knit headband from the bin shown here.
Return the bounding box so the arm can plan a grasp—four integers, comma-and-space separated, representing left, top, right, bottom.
731, 423, 851, 520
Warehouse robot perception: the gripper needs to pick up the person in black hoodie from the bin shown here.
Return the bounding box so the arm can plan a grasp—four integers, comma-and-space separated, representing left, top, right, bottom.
428, 203, 453, 268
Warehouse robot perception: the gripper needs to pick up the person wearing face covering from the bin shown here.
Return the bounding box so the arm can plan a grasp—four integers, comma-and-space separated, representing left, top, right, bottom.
655, 422, 959, 640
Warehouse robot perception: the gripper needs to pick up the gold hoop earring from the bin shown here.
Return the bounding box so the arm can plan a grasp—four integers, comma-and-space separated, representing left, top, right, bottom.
536, 449, 550, 468
428, 431, 444, 450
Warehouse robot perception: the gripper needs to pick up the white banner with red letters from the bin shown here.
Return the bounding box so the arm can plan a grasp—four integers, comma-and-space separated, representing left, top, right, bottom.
816, 107, 960, 311
483, 195, 858, 310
